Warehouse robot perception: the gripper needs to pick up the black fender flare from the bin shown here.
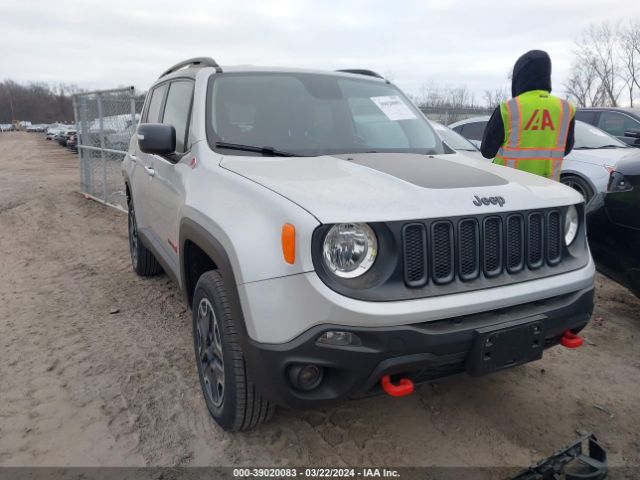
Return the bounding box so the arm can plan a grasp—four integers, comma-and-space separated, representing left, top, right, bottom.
179, 218, 250, 339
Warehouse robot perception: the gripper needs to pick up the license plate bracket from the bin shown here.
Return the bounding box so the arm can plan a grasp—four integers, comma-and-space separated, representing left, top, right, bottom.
466, 315, 546, 377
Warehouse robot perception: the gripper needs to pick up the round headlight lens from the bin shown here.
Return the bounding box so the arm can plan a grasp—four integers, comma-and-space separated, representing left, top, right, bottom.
564, 205, 579, 245
322, 223, 377, 278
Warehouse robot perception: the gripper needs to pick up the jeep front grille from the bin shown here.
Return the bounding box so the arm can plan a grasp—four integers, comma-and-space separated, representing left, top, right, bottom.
402, 209, 564, 287
402, 223, 427, 287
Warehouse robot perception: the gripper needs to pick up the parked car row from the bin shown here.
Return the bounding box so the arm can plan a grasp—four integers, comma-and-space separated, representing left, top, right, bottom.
26, 124, 49, 132
447, 108, 640, 298
1, 122, 62, 132
45, 124, 78, 152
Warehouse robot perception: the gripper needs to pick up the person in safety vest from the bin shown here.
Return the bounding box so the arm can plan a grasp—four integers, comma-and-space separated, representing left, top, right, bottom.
481, 50, 575, 181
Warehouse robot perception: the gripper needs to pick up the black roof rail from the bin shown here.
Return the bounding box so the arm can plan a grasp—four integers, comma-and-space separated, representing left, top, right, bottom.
336, 69, 385, 79
159, 57, 222, 79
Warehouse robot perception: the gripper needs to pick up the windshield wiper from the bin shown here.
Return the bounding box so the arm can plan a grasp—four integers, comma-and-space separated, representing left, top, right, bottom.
576, 145, 626, 150
215, 141, 298, 157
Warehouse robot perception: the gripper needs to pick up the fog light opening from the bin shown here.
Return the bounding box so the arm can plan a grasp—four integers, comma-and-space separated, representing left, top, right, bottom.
317, 330, 357, 346
288, 364, 324, 392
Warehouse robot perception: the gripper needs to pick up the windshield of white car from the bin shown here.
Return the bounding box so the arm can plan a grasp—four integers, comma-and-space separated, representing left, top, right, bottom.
207, 72, 445, 157
574, 121, 630, 149
432, 123, 478, 152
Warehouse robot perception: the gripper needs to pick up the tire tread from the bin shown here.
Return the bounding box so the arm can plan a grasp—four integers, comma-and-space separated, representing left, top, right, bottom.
195, 271, 274, 432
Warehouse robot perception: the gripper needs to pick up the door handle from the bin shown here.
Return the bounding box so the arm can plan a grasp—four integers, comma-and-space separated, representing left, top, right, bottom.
129, 153, 137, 162
144, 165, 155, 177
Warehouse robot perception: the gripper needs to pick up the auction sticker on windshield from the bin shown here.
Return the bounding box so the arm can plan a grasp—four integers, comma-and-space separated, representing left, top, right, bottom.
370, 95, 417, 121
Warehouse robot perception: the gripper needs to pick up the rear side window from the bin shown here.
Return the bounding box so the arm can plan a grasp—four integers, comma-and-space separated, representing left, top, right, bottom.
597, 112, 640, 137
461, 121, 487, 141
575, 110, 597, 125
146, 84, 168, 123
162, 80, 194, 153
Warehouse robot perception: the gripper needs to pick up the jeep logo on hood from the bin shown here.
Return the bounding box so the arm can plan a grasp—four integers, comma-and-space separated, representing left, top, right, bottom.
473, 195, 505, 207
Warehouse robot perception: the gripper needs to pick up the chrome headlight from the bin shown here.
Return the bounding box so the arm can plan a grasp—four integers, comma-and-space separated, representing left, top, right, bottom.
322, 223, 377, 278
564, 205, 579, 245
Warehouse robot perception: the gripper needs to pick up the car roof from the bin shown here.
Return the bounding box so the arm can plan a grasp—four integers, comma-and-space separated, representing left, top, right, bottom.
154, 64, 388, 85
448, 116, 491, 128
579, 107, 640, 117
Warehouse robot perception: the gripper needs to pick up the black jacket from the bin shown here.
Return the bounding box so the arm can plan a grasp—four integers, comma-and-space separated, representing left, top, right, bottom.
481, 50, 575, 159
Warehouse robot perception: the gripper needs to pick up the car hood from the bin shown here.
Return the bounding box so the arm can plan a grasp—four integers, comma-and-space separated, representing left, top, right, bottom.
566, 147, 640, 167
220, 152, 583, 223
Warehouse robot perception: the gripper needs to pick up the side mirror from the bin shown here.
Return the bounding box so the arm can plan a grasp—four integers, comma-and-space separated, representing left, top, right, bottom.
623, 129, 640, 139
137, 123, 176, 155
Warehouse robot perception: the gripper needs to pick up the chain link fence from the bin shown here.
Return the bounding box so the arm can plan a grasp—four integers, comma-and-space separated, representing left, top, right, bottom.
73, 87, 144, 211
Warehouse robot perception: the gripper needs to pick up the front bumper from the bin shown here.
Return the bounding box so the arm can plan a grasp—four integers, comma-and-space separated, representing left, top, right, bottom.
239, 257, 595, 344
243, 285, 594, 410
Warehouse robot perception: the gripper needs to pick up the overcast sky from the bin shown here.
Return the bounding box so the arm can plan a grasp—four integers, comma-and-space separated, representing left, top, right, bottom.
2, 0, 639, 101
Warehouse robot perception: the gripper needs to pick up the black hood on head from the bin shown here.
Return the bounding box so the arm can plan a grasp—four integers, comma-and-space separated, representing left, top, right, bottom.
511, 50, 552, 97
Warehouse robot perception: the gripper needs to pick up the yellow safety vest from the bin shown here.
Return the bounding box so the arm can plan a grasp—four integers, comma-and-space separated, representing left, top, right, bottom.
494, 90, 575, 181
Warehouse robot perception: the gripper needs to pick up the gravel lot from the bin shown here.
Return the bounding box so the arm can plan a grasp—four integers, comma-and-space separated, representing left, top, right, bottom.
1, 132, 639, 469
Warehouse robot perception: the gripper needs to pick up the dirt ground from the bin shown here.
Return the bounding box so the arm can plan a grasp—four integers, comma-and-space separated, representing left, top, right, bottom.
0, 132, 639, 469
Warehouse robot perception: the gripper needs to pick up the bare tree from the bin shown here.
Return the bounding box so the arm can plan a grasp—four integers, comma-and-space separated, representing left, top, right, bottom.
564, 58, 603, 107
483, 88, 508, 109
0, 80, 79, 123
415, 82, 477, 109
619, 21, 640, 107
575, 22, 624, 106
446, 85, 476, 108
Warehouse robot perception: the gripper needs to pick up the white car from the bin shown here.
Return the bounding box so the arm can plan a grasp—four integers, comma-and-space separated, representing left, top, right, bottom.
46, 124, 70, 140
429, 120, 484, 161
123, 58, 594, 431
449, 117, 640, 201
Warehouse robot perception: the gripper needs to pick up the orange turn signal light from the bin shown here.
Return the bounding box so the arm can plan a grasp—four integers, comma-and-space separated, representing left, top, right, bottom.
281, 223, 296, 265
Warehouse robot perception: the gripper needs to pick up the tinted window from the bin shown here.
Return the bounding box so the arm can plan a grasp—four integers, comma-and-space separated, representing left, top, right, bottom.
209, 73, 444, 156
575, 110, 597, 125
162, 80, 194, 153
597, 112, 640, 137
573, 121, 629, 149
461, 121, 487, 141
146, 84, 167, 123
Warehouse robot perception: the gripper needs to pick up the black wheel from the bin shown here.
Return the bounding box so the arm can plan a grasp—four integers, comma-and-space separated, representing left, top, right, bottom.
127, 200, 162, 276
192, 271, 274, 431
561, 174, 594, 202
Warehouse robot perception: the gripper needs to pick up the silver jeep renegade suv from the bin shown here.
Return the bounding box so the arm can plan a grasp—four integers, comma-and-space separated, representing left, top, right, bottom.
123, 57, 595, 431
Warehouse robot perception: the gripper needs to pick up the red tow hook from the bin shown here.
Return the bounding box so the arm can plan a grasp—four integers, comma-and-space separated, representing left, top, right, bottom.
561, 330, 584, 349
381, 375, 414, 397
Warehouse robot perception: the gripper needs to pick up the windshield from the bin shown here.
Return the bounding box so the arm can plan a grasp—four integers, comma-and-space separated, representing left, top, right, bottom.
208, 73, 444, 156
431, 122, 478, 152
574, 121, 629, 149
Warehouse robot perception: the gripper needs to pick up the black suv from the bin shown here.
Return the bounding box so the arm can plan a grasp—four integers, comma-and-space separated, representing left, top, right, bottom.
576, 107, 640, 147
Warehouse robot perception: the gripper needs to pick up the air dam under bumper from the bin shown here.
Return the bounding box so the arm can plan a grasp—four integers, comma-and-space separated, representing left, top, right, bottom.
243, 286, 594, 410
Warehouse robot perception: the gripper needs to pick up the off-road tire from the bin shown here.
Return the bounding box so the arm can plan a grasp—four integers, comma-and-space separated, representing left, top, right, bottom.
192, 270, 275, 431
561, 174, 594, 203
127, 200, 162, 276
